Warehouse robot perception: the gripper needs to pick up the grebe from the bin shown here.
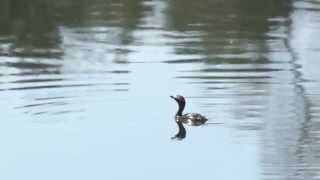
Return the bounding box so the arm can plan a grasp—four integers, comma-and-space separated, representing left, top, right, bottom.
170, 95, 208, 126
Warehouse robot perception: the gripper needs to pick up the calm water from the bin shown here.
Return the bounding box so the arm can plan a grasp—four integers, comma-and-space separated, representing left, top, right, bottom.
1, 0, 320, 179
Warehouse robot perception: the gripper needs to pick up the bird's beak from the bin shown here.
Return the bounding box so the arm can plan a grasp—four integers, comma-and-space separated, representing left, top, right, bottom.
170, 95, 176, 100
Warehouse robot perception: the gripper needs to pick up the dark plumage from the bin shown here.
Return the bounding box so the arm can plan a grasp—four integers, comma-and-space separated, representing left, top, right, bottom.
170, 95, 208, 140
170, 95, 208, 126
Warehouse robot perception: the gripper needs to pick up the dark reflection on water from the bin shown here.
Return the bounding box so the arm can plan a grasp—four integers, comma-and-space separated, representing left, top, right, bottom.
0, 0, 62, 57
1, 0, 320, 180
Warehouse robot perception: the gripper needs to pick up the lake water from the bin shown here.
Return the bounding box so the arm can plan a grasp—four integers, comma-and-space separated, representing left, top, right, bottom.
1, 0, 320, 179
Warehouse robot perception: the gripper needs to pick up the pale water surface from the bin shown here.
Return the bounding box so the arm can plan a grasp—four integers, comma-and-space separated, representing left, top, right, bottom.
1, 0, 320, 180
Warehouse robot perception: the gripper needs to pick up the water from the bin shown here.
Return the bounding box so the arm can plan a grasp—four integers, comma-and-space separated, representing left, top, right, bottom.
1, 0, 320, 179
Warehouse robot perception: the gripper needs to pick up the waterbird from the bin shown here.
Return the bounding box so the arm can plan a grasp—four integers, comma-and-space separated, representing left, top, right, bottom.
170, 95, 208, 126
170, 95, 208, 140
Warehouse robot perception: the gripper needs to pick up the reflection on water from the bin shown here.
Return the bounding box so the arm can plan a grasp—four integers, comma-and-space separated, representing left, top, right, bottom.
1, 0, 320, 179
0, 0, 61, 57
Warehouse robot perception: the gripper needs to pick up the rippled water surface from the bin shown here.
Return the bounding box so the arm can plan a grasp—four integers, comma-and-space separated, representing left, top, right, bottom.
1, 0, 320, 179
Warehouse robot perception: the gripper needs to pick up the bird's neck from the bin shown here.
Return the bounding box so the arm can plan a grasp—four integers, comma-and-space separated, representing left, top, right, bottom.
176, 103, 185, 116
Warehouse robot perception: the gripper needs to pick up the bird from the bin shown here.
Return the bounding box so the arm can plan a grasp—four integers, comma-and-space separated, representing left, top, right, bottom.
170, 95, 208, 126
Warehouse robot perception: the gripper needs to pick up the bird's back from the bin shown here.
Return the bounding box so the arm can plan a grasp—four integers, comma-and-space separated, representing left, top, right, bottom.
178, 113, 208, 126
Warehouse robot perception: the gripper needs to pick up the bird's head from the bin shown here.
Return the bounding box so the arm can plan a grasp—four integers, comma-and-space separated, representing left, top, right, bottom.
170, 95, 186, 107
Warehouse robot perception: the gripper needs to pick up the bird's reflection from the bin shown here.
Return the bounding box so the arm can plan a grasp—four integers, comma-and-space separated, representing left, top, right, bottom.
171, 119, 187, 140
171, 119, 223, 140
